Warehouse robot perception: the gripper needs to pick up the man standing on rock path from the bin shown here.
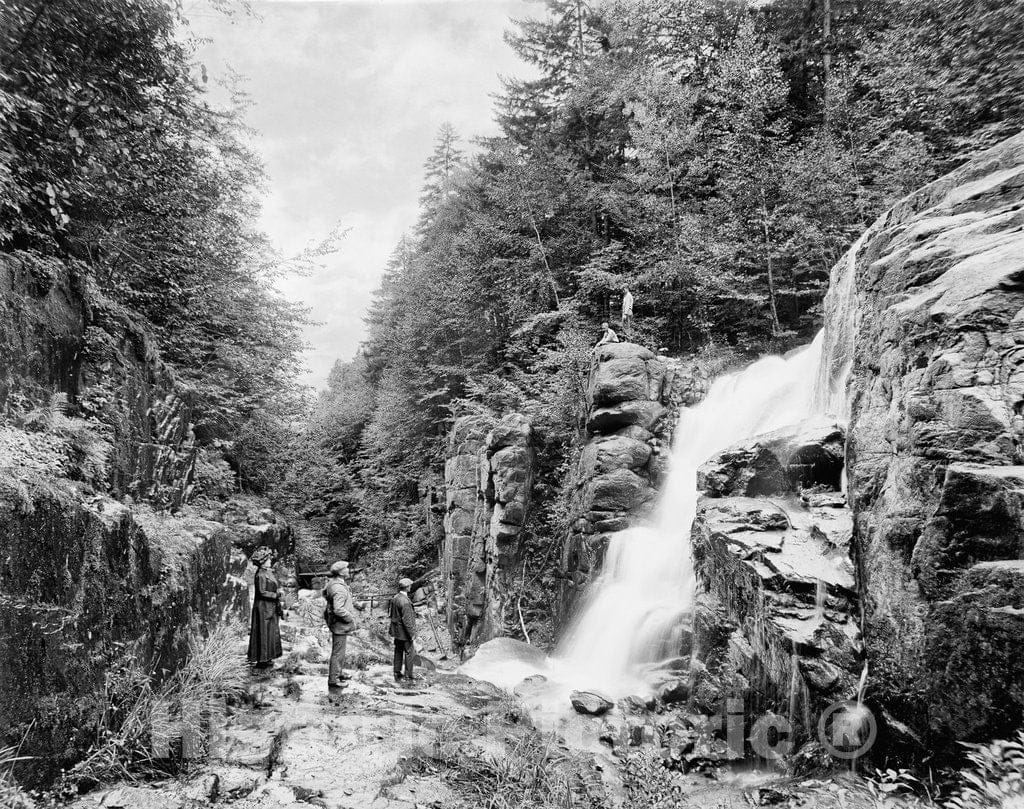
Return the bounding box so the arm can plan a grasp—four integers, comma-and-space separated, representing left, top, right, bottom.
389, 577, 417, 683
323, 561, 357, 692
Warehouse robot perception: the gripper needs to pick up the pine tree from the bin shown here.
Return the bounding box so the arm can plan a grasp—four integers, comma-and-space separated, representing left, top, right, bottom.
418, 123, 464, 224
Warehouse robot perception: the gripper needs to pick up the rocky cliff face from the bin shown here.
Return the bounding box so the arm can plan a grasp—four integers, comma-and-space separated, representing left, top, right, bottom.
821, 132, 1024, 751
442, 413, 534, 647
560, 343, 704, 615
0, 253, 253, 781
0, 254, 197, 507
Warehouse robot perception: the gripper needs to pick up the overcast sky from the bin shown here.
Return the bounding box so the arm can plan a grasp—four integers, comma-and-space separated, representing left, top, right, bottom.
188, 0, 531, 388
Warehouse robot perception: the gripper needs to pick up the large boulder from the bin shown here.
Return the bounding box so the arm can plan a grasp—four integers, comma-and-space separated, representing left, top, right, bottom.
571, 690, 614, 716
590, 343, 665, 406
584, 468, 653, 513
697, 420, 845, 498
579, 435, 652, 477
588, 400, 668, 433
822, 131, 1024, 750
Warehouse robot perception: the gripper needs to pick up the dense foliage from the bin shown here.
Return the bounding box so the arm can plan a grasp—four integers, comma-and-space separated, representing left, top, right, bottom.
297, 0, 1024, 589
0, 0, 308, 487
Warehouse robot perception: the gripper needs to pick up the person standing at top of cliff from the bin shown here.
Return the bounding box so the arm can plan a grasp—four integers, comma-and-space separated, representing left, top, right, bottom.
323, 561, 357, 691
247, 546, 283, 671
389, 577, 418, 683
596, 321, 619, 347
621, 286, 634, 339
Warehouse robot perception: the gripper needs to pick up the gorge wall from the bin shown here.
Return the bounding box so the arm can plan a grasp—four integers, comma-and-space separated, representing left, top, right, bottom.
818, 131, 1024, 752
0, 253, 254, 781
681, 132, 1024, 759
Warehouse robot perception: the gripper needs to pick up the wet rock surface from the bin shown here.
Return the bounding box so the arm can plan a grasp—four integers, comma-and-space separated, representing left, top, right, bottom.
823, 131, 1024, 748
697, 419, 845, 498
690, 448, 861, 744
571, 690, 615, 716
64, 608, 626, 809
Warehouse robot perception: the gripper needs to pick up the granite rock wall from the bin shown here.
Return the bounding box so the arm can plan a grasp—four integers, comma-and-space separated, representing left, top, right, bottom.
690, 421, 861, 745
820, 131, 1024, 749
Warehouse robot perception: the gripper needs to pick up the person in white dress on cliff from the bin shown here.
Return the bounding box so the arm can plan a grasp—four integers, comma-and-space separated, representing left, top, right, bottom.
621, 286, 634, 339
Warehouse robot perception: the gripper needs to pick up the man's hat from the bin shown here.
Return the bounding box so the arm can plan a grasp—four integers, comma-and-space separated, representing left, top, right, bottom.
329, 560, 350, 576
398, 577, 414, 589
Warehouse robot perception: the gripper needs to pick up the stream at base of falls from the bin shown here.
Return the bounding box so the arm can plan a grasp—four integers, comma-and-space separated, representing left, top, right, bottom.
463, 329, 845, 714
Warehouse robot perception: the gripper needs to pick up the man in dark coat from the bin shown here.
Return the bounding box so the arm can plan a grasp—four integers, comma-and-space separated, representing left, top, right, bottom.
389, 577, 417, 683
323, 560, 357, 690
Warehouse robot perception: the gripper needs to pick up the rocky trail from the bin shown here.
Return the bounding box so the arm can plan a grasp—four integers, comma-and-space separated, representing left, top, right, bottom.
58, 599, 882, 809
61, 598, 622, 809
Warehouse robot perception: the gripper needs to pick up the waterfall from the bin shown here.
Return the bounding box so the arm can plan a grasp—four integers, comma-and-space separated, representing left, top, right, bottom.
554, 332, 828, 695
462, 239, 862, 699
812, 231, 866, 418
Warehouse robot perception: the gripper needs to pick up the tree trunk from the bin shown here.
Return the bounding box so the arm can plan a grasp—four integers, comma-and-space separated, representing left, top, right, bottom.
575, 0, 586, 66
822, 0, 832, 119
760, 189, 783, 336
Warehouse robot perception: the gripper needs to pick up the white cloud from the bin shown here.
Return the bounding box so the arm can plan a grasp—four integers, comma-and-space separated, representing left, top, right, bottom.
191, 0, 533, 387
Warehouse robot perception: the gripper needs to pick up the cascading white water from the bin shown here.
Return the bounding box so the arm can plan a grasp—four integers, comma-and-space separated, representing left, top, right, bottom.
553, 332, 829, 696
463, 258, 860, 700
812, 231, 866, 419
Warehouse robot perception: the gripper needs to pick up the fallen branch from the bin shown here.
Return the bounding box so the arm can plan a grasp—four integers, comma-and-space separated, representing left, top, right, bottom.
517, 594, 531, 647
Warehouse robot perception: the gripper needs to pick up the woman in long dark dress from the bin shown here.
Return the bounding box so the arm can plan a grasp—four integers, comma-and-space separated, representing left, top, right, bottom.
247, 546, 283, 670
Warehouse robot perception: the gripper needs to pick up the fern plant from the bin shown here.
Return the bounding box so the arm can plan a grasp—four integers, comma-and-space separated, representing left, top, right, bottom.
61, 621, 247, 792
19, 392, 112, 485
946, 732, 1024, 809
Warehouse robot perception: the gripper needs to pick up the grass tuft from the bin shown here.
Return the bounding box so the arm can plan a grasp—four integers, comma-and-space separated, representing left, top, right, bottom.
0, 744, 35, 809
60, 620, 247, 794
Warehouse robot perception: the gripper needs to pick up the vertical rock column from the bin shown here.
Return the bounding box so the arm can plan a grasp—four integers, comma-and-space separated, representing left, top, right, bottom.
483, 414, 535, 639
443, 415, 493, 639
443, 413, 535, 646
